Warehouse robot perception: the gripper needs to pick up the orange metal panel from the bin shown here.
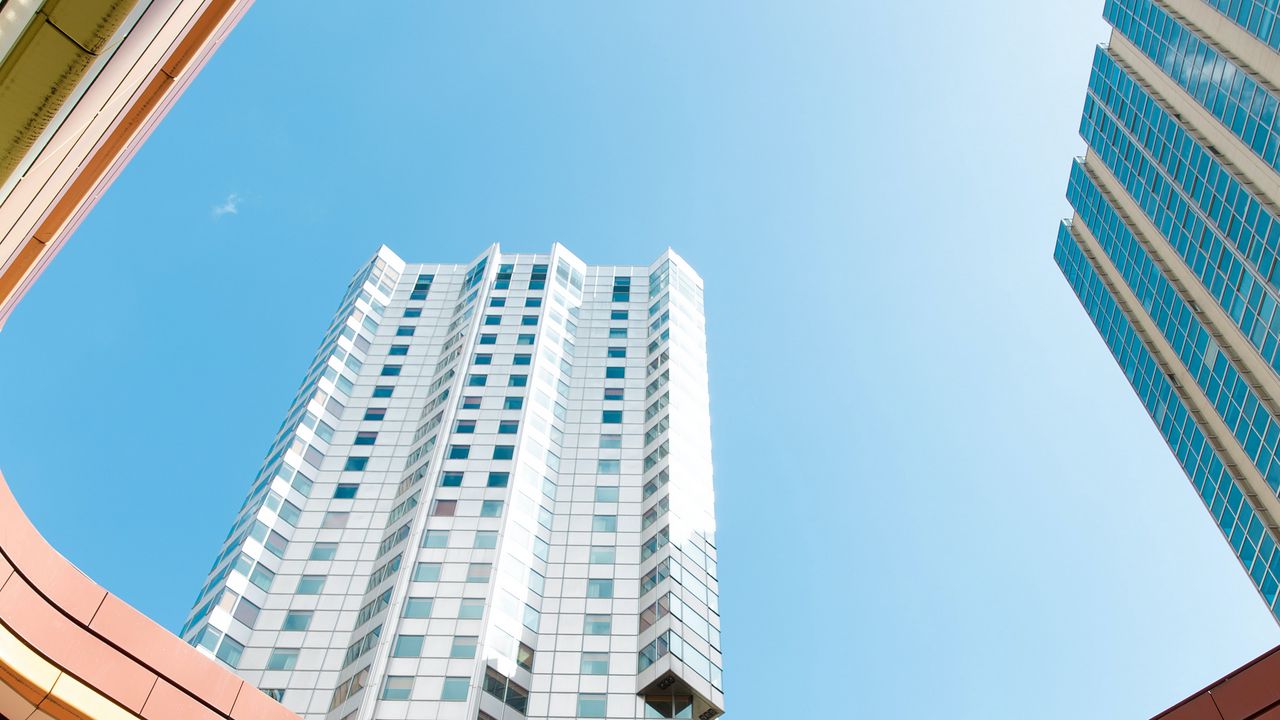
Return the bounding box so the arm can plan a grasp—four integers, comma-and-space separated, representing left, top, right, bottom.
1207, 649, 1280, 719
0, 0, 256, 326
1156, 693, 1225, 720
161, 0, 237, 78
0, 468, 299, 719
29, 71, 171, 247
0, 578, 156, 713
0, 0, 309, 717
140, 679, 223, 720
0, 472, 106, 626
89, 594, 242, 715
0, 239, 43, 321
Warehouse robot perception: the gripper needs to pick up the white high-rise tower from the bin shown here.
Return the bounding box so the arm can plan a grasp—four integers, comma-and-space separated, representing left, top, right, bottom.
180, 245, 724, 720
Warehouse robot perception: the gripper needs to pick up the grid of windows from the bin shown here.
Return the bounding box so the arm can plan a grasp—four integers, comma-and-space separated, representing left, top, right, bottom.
1056, 227, 1280, 611
182, 247, 722, 719
1204, 0, 1280, 51
1105, 0, 1280, 170
1082, 49, 1280, 370
1069, 162, 1280, 494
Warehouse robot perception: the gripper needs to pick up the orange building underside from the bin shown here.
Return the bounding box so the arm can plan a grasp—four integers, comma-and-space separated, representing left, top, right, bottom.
0, 471, 297, 720
0, 0, 301, 718
1155, 646, 1280, 720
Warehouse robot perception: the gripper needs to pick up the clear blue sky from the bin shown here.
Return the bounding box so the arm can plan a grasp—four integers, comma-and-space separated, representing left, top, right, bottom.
1, 1, 1276, 717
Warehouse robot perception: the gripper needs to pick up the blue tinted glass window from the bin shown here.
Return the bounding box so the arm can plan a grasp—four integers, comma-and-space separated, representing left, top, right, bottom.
282, 611, 311, 631
441, 678, 468, 701
296, 576, 325, 594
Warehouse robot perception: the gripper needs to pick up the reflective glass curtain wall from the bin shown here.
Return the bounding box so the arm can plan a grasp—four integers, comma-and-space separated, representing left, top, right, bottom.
1056, 0, 1280, 621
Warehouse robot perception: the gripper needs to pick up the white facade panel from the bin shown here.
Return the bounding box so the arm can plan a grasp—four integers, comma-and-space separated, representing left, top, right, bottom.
181, 245, 723, 720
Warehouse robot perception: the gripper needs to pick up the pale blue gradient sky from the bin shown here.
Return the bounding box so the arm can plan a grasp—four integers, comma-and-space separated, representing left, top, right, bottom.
1, 2, 1276, 717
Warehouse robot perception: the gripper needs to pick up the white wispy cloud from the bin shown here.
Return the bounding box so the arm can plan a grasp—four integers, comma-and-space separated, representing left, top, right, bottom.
211, 192, 241, 219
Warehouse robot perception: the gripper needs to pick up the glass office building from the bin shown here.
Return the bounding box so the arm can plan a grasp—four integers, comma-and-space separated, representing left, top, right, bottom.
179, 245, 724, 720
1056, 0, 1280, 620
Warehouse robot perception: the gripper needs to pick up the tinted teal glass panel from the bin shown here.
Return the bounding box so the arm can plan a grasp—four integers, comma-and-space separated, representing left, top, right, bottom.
1055, 226, 1280, 615
1105, 0, 1280, 170
1081, 49, 1280, 370
1204, 0, 1280, 50
1067, 162, 1280, 494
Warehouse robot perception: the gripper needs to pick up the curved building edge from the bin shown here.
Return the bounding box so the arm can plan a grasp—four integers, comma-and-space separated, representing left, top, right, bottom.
0, 469, 298, 720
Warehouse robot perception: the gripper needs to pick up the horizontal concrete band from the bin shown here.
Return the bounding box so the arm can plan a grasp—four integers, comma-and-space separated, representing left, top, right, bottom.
0, 470, 298, 720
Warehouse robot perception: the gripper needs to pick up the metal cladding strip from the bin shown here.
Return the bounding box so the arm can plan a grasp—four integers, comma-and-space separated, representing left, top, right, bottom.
1151, 642, 1280, 719
0, 0, 254, 328
0, 0, 143, 185
0, 620, 140, 720
0, 469, 300, 720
